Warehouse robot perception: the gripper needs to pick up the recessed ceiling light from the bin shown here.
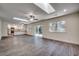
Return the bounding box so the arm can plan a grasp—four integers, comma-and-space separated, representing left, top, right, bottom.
13, 17, 28, 22
64, 9, 67, 12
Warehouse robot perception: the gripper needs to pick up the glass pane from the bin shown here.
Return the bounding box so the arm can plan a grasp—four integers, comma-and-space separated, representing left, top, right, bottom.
57, 21, 65, 32
49, 21, 65, 32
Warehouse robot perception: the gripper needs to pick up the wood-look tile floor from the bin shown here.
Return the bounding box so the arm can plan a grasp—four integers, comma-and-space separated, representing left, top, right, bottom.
0, 35, 79, 56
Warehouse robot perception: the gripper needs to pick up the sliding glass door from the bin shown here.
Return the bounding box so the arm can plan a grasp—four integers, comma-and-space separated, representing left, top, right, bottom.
34, 25, 43, 37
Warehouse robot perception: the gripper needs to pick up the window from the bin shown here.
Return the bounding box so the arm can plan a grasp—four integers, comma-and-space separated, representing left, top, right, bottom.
49, 21, 66, 32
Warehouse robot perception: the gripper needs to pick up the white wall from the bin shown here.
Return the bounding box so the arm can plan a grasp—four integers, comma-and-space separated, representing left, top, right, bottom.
0, 19, 2, 39
1, 20, 8, 36
27, 12, 79, 45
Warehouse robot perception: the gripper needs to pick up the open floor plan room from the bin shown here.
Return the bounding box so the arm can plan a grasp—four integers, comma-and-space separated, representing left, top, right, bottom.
0, 3, 79, 56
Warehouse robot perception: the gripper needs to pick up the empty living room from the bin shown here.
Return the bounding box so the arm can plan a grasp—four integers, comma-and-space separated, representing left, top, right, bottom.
0, 3, 79, 56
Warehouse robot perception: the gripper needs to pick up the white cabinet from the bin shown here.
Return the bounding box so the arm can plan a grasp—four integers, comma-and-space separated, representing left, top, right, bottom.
14, 32, 25, 35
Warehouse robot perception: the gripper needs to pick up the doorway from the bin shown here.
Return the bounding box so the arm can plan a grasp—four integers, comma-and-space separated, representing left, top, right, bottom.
34, 25, 43, 37
7, 24, 15, 36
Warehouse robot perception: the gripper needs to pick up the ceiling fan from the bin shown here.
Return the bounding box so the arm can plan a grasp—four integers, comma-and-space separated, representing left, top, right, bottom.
29, 15, 38, 20
24, 14, 38, 21
19, 10, 38, 21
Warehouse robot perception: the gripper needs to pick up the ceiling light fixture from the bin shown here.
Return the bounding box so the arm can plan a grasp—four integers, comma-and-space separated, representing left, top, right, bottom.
13, 17, 28, 22
64, 9, 67, 12
30, 18, 34, 21
34, 3, 55, 14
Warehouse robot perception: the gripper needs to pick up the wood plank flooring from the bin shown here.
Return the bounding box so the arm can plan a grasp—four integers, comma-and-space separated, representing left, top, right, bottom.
0, 35, 79, 56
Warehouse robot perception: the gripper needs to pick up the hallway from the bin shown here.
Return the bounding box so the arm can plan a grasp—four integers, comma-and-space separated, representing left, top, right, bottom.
0, 35, 79, 56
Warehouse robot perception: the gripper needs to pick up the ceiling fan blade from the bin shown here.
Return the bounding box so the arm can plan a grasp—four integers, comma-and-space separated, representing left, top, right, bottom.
34, 19, 38, 20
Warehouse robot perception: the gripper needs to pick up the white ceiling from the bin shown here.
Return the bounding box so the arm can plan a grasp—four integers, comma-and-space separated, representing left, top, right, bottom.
0, 3, 79, 24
